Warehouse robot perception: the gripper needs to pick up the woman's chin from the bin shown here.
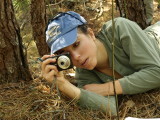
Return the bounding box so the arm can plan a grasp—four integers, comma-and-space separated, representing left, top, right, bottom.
85, 65, 96, 70
76, 62, 96, 70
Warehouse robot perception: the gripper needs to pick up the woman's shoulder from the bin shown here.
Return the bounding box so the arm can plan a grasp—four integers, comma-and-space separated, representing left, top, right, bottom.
99, 17, 139, 36
103, 17, 136, 28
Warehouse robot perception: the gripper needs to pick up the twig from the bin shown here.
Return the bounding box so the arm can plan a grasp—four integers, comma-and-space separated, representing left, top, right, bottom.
46, 0, 64, 6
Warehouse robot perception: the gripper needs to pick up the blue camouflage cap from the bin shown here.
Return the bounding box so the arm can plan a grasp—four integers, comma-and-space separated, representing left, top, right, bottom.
46, 11, 87, 54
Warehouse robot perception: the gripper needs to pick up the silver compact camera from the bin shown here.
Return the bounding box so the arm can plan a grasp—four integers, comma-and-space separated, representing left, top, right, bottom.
48, 52, 73, 71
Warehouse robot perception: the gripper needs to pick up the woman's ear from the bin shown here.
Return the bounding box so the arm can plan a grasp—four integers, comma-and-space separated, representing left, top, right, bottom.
87, 28, 96, 40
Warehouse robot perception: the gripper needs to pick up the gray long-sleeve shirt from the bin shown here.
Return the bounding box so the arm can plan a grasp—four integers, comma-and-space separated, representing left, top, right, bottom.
75, 17, 160, 115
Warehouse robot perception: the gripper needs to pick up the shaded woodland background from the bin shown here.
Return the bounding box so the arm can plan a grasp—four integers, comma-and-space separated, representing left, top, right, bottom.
0, 0, 160, 119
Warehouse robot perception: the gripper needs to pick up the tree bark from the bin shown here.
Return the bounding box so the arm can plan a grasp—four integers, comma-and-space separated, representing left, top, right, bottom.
30, 0, 49, 56
116, 0, 149, 29
0, 0, 32, 83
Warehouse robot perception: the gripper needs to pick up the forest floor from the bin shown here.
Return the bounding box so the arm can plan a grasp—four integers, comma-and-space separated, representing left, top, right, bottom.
0, 0, 160, 120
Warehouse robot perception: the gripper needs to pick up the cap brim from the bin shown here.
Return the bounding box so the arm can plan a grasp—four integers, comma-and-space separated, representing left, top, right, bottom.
50, 28, 77, 54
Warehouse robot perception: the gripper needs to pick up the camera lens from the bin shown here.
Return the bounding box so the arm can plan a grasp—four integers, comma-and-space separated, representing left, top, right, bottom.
60, 62, 64, 65
57, 55, 71, 69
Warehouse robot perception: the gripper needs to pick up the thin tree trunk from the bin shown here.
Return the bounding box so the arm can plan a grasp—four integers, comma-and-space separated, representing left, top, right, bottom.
117, 0, 149, 29
0, 0, 32, 83
30, 0, 49, 56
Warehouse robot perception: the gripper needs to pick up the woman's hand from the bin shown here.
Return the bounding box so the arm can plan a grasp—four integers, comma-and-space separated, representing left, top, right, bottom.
40, 54, 81, 99
40, 54, 65, 84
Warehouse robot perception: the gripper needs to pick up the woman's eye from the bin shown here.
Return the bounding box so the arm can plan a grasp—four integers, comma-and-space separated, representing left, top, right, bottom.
73, 42, 80, 48
56, 50, 64, 55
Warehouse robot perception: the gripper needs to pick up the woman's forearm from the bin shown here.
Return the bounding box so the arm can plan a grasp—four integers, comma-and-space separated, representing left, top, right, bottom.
107, 80, 123, 95
56, 77, 122, 100
57, 79, 81, 100
83, 80, 123, 96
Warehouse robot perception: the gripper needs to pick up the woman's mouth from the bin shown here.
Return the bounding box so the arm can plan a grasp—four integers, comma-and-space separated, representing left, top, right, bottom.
81, 58, 88, 67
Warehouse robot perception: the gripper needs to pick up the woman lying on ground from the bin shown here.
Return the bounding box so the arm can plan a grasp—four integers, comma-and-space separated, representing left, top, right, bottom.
41, 11, 160, 115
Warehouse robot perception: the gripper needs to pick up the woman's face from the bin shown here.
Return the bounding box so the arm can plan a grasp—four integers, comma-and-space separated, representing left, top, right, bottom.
57, 28, 98, 70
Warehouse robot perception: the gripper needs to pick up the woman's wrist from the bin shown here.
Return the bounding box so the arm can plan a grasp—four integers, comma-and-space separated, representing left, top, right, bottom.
56, 78, 69, 90
106, 80, 123, 95
57, 78, 81, 100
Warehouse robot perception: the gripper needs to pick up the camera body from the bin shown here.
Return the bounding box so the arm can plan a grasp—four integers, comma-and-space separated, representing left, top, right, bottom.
49, 52, 73, 71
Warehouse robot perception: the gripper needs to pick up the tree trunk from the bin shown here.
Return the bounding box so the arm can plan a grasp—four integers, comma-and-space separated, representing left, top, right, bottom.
30, 0, 49, 57
116, 0, 149, 29
0, 0, 32, 83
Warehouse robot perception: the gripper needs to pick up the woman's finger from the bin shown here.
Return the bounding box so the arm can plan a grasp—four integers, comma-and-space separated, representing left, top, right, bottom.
43, 70, 56, 83
41, 58, 56, 72
41, 54, 55, 60
44, 64, 58, 74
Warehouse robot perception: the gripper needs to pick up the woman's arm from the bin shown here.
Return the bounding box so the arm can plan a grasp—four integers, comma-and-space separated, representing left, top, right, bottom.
57, 79, 80, 100
41, 54, 80, 100
83, 80, 123, 96
113, 18, 160, 94
41, 55, 117, 115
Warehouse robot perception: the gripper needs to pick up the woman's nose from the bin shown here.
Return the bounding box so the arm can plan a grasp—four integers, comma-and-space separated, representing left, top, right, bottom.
71, 51, 80, 61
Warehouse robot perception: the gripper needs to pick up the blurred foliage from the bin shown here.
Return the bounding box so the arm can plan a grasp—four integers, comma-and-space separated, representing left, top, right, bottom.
12, 0, 30, 12
12, 0, 39, 74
